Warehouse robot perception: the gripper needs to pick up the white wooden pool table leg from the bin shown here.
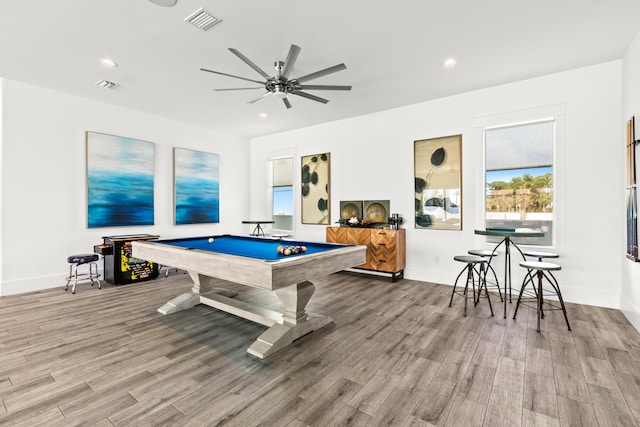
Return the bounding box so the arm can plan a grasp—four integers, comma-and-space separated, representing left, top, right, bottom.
247, 281, 333, 359
157, 272, 237, 315
157, 292, 200, 315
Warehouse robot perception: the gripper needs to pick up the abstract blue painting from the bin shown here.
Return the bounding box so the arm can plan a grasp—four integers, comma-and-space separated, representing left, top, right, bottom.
174, 148, 219, 225
86, 132, 155, 228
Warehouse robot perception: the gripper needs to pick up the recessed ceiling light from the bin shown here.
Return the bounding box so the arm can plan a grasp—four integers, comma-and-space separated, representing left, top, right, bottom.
99, 58, 118, 68
258, 113, 268, 119
148, 0, 177, 6
443, 58, 457, 68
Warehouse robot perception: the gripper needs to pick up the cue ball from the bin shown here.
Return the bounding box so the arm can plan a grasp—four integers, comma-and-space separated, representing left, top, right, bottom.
208, 238, 214, 243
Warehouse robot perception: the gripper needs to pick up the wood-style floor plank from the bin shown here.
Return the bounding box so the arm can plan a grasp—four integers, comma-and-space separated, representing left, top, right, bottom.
0, 271, 639, 426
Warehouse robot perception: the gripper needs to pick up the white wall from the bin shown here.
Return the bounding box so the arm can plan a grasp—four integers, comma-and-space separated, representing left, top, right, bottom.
622, 28, 640, 330
0, 79, 249, 296
0, 79, 3, 288
251, 61, 623, 308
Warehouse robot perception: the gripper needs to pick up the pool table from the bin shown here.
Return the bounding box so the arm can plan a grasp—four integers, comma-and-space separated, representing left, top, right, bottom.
132, 234, 366, 358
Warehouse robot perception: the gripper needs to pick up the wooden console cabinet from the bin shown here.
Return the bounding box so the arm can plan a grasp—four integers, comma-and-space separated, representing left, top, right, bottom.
326, 227, 406, 282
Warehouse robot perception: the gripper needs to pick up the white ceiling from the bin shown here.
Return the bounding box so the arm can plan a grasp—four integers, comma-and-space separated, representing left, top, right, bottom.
1, 1, 639, 139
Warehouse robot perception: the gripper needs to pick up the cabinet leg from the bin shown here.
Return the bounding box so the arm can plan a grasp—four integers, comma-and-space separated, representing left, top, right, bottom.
391, 270, 404, 283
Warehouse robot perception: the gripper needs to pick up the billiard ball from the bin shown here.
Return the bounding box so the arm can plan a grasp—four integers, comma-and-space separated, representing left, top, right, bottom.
208, 238, 214, 243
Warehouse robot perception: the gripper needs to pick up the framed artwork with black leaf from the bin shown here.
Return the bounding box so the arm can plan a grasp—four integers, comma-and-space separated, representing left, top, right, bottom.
301, 153, 330, 224
414, 135, 462, 230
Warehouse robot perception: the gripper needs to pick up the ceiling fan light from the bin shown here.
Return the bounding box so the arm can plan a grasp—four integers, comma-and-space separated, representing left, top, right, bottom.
273, 86, 287, 99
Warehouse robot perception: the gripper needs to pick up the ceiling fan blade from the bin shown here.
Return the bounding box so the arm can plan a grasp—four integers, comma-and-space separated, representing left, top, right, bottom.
247, 92, 272, 104
280, 44, 301, 80
228, 48, 271, 79
214, 87, 263, 91
294, 63, 347, 83
283, 98, 292, 109
296, 84, 351, 91
291, 91, 329, 104
200, 68, 264, 85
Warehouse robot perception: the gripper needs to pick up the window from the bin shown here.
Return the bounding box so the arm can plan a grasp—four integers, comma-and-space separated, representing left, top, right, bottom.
484, 119, 554, 246
271, 156, 293, 232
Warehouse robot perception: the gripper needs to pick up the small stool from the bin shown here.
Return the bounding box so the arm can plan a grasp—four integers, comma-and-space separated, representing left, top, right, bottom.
513, 261, 571, 332
468, 249, 503, 303
450, 255, 494, 317
65, 254, 100, 294
523, 250, 560, 309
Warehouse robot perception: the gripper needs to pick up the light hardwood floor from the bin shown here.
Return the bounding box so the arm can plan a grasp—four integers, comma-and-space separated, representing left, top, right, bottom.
1, 271, 639, 426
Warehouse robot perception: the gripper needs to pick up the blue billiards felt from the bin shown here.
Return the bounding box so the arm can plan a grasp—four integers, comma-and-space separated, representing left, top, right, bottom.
156, 235, 342, 261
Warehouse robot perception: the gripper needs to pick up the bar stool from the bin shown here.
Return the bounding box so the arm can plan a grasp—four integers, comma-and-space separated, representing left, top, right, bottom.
513, 261, 571, 332
522, 250, 560, 312
450, 255, 494, 317
468, 249, 503, 303
65, 254, 100, 294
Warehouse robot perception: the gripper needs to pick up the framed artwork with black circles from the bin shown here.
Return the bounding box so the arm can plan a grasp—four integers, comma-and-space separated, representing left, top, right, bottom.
301, 153, 330, 225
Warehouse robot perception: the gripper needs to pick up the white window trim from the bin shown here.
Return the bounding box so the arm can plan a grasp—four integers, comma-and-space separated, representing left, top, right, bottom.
475, 103, 566, 249
268, 153, 295, 235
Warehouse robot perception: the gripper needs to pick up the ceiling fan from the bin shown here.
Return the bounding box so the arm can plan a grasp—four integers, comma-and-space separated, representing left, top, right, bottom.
200, 44, 351, 109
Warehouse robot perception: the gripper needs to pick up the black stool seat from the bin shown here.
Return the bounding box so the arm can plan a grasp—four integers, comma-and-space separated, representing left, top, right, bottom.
67, 254, 99, 264
450, 255, 493, 317
513, 260, 570, 332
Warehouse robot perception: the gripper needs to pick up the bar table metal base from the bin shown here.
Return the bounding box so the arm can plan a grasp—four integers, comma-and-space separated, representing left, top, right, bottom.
475, 229, 545, 318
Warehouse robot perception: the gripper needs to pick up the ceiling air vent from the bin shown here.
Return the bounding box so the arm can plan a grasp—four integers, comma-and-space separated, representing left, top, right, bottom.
185, 7, 221, 31
95, 79, 118, 89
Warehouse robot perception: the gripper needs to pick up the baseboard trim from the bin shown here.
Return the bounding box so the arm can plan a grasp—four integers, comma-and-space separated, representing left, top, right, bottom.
405, 267, 620, 309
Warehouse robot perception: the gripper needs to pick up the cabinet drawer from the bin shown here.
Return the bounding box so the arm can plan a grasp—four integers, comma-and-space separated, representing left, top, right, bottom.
370, 229, 397, 245
370, 244, 398, 271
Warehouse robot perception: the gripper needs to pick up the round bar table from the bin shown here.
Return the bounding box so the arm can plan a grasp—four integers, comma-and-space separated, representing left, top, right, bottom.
474, 229, 545, 318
